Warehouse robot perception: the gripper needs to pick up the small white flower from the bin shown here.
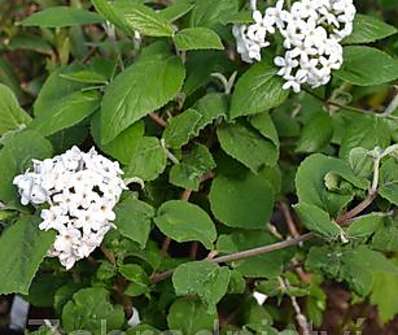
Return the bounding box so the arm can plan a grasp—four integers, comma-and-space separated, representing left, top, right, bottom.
14, 146, 127, 270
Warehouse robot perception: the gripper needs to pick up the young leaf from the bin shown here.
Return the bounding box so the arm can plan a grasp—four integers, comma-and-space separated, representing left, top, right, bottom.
167, 298, 217, 334
154, 200, 217, 249
0, 216, 56, 295
0, 83, 31, 135
162, 109, 202, 149
230, 61, 288, 119
172, 261, 231, 308
119, 264, 151, 297
295, 154, 368, 217
124, 137, 167, 181
174, 27, 224, 51
294, 202, 342, 239
335, 46, 398, 86
20, 6, 104, 27
100, 49, 185, 144
379, 158, 398, 206
217, 121, 278, 173
163, 93, 228, 149
343, 14, 397, 44
62, 287, 125, 334
169, 144, 216, 191
209, 172, 274, 229
114, 195, 155, 248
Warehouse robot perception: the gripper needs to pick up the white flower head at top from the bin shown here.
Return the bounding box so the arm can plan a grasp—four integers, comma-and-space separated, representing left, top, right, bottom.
233, 0, 356, 93
13, 146, 127, 270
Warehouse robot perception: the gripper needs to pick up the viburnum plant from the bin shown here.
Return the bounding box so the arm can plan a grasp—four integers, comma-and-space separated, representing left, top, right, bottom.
1, 0, 398, 334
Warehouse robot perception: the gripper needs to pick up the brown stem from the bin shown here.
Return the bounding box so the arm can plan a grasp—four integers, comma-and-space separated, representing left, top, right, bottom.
149, 112, 167, 128
101, 245, 116, 265
279, 201, 312, 284
336, 192, 377, 225
279, 201, 300, 238
150, 192, 378, 284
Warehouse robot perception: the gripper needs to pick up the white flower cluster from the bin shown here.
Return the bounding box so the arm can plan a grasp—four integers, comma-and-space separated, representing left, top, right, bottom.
13, 146, 126, 270
233, 0, 356, 92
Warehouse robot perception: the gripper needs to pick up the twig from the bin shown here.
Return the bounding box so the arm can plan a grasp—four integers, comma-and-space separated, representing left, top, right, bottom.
304, 89, 371, 115
279, 278, 311, 335
336, 192, 377, 225
100, 245, 116, 265
279, 201, 312, 283
149, 112, 167, 128
279, 201, 300, 238
150, 192, 378, 284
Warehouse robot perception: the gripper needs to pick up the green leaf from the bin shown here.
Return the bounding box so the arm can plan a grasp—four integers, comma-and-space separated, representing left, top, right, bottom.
372, 221, 398, 252
347, 213, 386, 239
348, 147, 374, 179
20, 6, 104, 27
119, 264, 150, 297
217, 121, 278, 173
294, 202, 342, 239
91, 113, 145, 165
0, 130, 53, 205
162, 109, 202, 149
174, 27, 224, 51
154, 200, 217, 249
379, 158, 398, 206
8, 34, 53, 55
295, 154, 368, 217
158, 0, 195, 22
91, 0, 131, 34
167, 298, 218, 334
114, 195, 155, 248
250, 111, 280, 149
62, 287, 125, 335
335, 46, 398, 86
100, 49, 185, 144
210, 172, 274, 229
0, 83, 31, 135
30, 90, 100, 136
296, 113, 333, 153
183, 51, 234, 96
124, 136, 167, 181
217, 231, 292, 278
190, 0, 239, 30
169, 144, 216, 191
0, 216, 56, 295
172, 261, 231, 308
230, 62, 288, 119
163, 93, 228, 149
343, 14, 398, 44
113, 0, 175, 37
32, 65, 100, 136
339, 115, 390, 159
371, 269, 398, 323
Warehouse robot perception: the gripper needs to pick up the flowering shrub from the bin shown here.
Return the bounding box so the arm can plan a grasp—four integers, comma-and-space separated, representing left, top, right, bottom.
0, 0, 398, 334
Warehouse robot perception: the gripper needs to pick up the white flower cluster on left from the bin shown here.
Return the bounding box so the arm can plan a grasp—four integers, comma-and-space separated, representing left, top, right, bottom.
13, 146, 126, 270
233, 0, 356, 93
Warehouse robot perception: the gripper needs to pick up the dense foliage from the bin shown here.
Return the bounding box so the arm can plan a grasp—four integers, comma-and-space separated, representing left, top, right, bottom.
1, 0, 398, 334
